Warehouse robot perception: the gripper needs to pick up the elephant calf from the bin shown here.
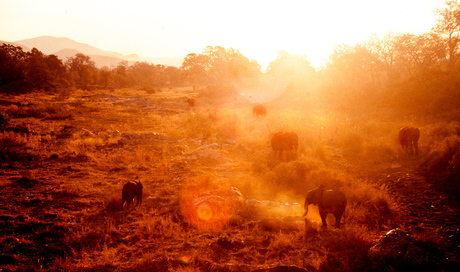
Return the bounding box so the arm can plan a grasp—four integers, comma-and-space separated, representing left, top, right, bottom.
303, 187, 347, 228
122, 180, 143, 209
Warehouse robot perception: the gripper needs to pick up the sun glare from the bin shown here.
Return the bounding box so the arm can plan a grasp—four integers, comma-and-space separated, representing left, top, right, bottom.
0, 0, 447, 68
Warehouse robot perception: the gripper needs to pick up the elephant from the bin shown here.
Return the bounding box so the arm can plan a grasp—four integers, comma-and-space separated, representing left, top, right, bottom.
399, 127, 420, 155
122, 180, 143, 209
271, 131, 298, 160
303, 187, 347, 228
186, 98, 195, 107
253, 104, 267, 117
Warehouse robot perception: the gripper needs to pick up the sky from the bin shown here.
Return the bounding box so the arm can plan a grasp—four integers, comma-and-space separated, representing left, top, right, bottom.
0, 0, 447, 69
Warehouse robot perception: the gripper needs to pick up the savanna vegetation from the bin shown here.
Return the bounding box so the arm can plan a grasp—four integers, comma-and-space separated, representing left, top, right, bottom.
1, 1, 460, 271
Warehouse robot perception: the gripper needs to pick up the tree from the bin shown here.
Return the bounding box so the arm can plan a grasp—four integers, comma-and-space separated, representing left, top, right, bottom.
180, 46, 261, 96
66, 53, 97, 89
393, 33, 446, 78
0, 44, 28, 92
26, 48, 53, 90
99, 67, 112, 89
181, 53, 211, 86
113, 61, 129, 88
433, 0, 460, 72
364, 33, 401, 84
44, 54, 67, 84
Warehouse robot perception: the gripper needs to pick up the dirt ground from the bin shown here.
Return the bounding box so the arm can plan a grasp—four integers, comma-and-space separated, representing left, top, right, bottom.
348, 156, 460, 261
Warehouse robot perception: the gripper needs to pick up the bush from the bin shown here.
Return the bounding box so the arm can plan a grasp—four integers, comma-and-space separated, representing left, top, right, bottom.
137, 84, 158, 94
320, 230, 373, 272
0, 132, 37, 162
420, 136, 460, 200
6, 103, 73, 120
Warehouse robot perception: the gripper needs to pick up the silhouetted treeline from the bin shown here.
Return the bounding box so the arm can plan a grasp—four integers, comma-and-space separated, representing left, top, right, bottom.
0, 44, 262, 95
317, 1, 460, 118
0, 45, 67, 92
0, 44, 185, 93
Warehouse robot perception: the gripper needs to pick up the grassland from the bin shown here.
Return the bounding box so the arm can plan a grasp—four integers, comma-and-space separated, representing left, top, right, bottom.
0, 87, 459, 271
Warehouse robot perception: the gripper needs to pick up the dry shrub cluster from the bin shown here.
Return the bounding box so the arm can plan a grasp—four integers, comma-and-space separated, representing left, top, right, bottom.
318, 229, 372, 272
0, 131, 39, 163
5, 101, 74, 120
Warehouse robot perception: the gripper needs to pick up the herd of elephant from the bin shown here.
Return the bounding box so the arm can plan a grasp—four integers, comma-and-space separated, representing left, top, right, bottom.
119, 106, 421, 230
120, 179, 348, 229
254, 105, 421, 228
256, 103, 420, 161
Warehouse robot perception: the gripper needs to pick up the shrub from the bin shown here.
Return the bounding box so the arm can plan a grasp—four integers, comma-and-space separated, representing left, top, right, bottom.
346, 184, 400, 230
6, 102, 73, 120
0, 132, 37, 162
267, 161, 316, 196
320, 230, 373, 272
421, 136, 460, 177
137, 84, 158, 94
420, 136, 460, 200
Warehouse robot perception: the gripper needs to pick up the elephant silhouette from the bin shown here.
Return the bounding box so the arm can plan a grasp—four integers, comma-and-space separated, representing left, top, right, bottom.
252, 104, 267, 117
303, 187, 347, 228
121, 180, 143, 209
399, 127, 420, 155
271, 131, 298, 160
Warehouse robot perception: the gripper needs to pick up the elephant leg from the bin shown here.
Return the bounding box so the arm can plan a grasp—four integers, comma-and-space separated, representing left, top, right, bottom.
319, 209, 328, 228
414, 142, 419, 155
334, 210, 344, 228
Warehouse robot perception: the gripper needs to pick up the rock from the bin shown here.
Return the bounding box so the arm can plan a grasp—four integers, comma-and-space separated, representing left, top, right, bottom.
368, 228, 413, 260
185, 149, 226, 165
54, 126, 95, 139
227, 187, 244, 203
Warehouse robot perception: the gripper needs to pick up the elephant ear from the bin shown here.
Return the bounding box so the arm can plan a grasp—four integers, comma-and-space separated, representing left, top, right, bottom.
313, 189, 323, 205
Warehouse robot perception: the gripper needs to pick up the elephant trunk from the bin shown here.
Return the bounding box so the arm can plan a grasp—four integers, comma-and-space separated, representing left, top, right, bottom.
303, 204, 308, 217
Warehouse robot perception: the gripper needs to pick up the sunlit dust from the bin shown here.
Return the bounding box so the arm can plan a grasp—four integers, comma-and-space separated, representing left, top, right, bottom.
304, 205, 324, 225
237, 75, 289, 104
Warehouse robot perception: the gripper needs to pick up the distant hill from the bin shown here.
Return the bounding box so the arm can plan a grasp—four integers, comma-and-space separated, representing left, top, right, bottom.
1, 36, 184, 68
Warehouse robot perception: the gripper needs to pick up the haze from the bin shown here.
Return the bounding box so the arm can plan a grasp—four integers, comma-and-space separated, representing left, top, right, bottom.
0, 0, 445, 69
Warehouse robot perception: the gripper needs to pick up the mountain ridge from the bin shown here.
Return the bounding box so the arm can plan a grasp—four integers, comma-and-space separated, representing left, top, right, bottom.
1, 36, 184, 68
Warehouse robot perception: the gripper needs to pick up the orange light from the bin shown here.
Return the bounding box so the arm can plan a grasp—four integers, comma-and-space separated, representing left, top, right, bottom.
180, 178, 237, 230
197, 204, 213, 221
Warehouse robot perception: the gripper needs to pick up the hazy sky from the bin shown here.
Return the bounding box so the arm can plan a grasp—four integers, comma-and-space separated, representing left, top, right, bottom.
0, 0, 447, 69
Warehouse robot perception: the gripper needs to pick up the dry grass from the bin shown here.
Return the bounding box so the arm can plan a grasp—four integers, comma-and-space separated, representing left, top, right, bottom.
0, 87, 456, 271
